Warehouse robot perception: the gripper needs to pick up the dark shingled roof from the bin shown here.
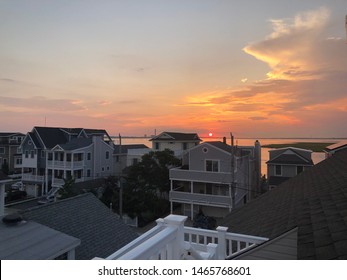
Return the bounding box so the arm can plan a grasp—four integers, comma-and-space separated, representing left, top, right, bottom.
205, 141, 232, 154
58, 138, 93, 150
21, 193, 139, 260
268, 176, 291, 186
221, 149, 347, 259
34, 127, 69, 149
150, 132, 201, 141
267, 154, 313, 165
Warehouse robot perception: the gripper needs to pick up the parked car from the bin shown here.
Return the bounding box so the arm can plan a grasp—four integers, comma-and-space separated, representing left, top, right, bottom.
11, 181, 25, 191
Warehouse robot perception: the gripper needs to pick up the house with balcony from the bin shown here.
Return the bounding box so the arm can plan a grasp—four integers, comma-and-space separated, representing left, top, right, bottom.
20, 127, 114, 196
266, 147, 313, 189
0, 132, 25, 175
97, 148, 347, 260
169, 140, 261, 219
150, 132, 201, 158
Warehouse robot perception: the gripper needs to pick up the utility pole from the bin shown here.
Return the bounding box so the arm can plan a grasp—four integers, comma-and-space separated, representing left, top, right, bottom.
230, 133, 236, 210
118, 133, 123, 219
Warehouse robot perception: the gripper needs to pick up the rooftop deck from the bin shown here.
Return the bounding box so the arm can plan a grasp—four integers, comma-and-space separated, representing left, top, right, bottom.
96, 214, 268, 260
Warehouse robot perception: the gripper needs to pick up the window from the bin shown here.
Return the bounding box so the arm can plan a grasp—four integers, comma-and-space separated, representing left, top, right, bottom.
87, 169, 91, 177
0, 147, 4, 154
155, 142, 160, 150
115, 155, 119, 162
206, 160, 219, 172
30, 150, 35, 158
25, 150, 29, 158
41, 150, 45, 158
183, 143, 188, 150
47, 152, 53, 160
297, 166, 304, 175
132, 158, 138, 165
106, 151, 110, 159
87, 153, 91, 160
275, 165, 282, 176
16, 158, 22, 165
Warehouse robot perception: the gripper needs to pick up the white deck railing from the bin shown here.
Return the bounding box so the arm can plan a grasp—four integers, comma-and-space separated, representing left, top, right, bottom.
170, 190, 232, 208
22, 174, 44, 183
46, 161, 84, 169
96, 214, 268, 260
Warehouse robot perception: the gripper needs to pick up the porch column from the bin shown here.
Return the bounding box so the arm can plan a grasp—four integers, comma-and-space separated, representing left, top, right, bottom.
164, 215, 187, 259
45, 152, 49, 194
63, 151, 67, 179
216, 226, 228, 260
191, 181, 194, 219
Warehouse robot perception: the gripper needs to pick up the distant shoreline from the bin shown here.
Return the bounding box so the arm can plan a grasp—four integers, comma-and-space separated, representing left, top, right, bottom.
261, 142, 335, 152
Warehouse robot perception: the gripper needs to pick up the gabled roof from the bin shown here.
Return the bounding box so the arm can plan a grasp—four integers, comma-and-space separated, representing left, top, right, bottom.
21, 193, 139, 260
221, 149, 347, 259
34, 127, 69, 149
204, 141, 233, 154
150, 132, 201, 142
31, 126, 111, 149
267, 147, 313, 165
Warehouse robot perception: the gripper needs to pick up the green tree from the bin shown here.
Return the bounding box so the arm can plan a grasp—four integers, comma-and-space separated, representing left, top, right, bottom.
121, 149, 181, 224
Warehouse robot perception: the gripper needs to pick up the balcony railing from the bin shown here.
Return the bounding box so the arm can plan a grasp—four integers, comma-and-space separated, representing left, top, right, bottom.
170, 190, 232, 208
97, 214, 268, 260
170, 168, 233, 184
22, 174, 44, 183
46, 160, 84, 169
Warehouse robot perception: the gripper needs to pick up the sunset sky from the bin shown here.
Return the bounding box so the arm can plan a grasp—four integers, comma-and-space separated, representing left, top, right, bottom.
1, 0, 346, 138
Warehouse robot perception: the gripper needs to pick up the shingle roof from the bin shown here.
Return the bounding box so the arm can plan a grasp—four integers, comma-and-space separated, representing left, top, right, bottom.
205, 141, 232, 154
267, 154, 313, 165
268, 176, 291, 186
21, 193, 139, 260
267, 148, 313, 165
34, 127, 69, 148
58, 138, 93, 150
150, 132, 201, 141
28, 132, 42, 148
221, 149, 347, 259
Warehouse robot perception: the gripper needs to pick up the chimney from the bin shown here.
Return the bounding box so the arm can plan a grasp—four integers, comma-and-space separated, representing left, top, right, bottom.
223, 137, 227, 144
